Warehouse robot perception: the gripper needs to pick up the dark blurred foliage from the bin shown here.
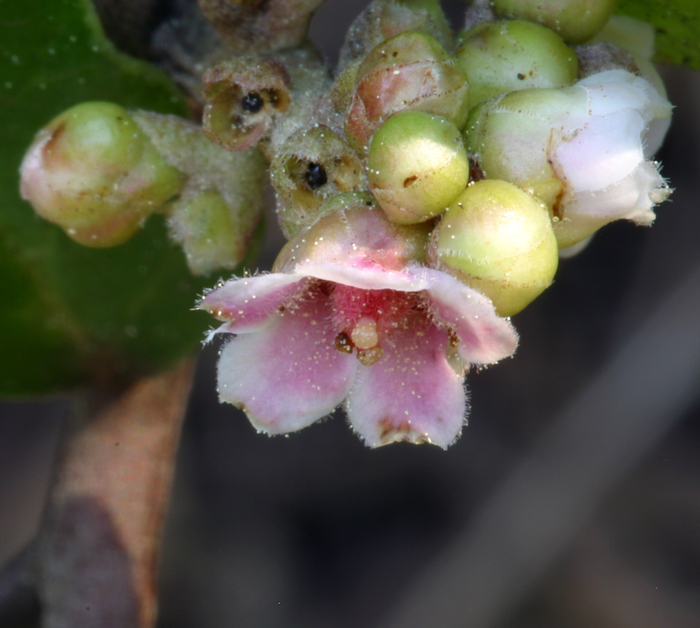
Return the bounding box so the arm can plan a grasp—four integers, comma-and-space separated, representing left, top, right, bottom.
2, 2, 700, 627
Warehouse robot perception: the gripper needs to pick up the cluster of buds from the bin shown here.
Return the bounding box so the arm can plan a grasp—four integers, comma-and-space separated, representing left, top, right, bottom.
20, 102, 267, 275
20, 0, 672, 447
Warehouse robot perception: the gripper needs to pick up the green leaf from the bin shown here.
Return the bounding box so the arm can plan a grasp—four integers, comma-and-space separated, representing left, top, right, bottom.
0, 0, 213, 396
616, 0, 700, 70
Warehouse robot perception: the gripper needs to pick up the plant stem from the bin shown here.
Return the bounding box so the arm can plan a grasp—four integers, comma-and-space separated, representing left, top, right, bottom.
37, 358, 195, 628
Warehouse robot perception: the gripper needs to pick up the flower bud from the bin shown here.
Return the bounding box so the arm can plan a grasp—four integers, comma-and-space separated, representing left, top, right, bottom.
464, 88, 575, 209
491, 0, 617, 44
130, 110, 268, 274
428, 180, 558, 317
273, 198, 431, 274
337, 0, 453, 73
464, 70, 672, 247
454, 20, 578, 107
368, 111, 469, 224
270, 126, 366, 237
167, 189, 257, 276
20, 102, 185, 247
202, 57, 290, 152
345, 30, 470, 151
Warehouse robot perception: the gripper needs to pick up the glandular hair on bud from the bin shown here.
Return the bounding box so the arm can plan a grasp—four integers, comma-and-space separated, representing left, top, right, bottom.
455, 20, 578, 107
368, 111, 469, 224
491, 0, 617, 44
429, 179, 559, 317
464, 70, 672, 248
20, 102, 185, 248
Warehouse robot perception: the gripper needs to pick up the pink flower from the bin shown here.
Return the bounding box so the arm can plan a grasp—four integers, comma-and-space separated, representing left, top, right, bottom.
199, 204, 517, 448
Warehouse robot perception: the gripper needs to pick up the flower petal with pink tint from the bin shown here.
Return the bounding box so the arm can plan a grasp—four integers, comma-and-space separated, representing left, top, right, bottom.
217, 296, 358, 435
415, 268, 518, 365
199, 273, 305, 338
345, 323, 467, 449
295, 261, 431, 292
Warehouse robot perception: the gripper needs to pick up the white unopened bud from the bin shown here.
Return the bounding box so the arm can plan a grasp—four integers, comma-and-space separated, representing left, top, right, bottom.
465, 70, 672, 247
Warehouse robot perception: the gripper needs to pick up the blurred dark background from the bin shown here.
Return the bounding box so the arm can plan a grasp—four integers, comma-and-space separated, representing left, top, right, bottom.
2, 1, 700, 627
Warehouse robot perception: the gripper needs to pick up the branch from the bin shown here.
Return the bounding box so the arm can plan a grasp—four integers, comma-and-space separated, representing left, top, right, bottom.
36, 358, 196, 628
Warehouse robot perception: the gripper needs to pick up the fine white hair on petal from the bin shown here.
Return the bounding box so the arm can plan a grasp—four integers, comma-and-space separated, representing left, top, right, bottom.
644, 116, 672, 158
294, 261, 432, 292
550, 69, 672, 227
416, 268, 519, 365
564, 161, 668, 224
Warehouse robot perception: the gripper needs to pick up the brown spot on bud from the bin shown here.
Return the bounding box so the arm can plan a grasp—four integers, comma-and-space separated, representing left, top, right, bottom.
43, 122, 66, 157
468, 157, 485, 184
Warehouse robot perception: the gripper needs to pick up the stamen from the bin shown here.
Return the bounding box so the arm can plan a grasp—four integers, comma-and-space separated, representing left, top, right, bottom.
351, 317, 379, 349
357, 346, 383, 366
334, 331, 354, 354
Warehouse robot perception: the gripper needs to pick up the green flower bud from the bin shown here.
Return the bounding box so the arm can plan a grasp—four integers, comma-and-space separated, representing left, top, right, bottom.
455, 20, 578, 107
202, 57, 290, 152
463, 87, 580, 209
20, 102, 185, 248
428, 179, 558, 316
270, 126, 366, 238
464, 71, 672, 248
345, 30, 470, 151
399, 0, 453, 43
368, 111, 469, 224
491, 0, 616, 44
167, 189, 252, 276
131, 111, 268, 274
